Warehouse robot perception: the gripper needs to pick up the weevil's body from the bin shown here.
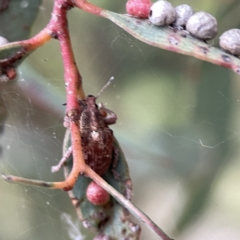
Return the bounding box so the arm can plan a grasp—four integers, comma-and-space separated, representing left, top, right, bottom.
78, 95, 116, 176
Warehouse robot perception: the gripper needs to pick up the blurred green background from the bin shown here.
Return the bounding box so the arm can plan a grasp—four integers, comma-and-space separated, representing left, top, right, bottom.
1, 0, 240, 239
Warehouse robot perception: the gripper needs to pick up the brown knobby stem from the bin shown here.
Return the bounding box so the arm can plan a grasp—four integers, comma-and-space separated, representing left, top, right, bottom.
73, 0, 103, 16
51, 0, 85, 103
86, 166, 173, 240
0, 28, 51, 71
49, 0, 86, 190
52, 122, 87, 190
20, 28, 52, 51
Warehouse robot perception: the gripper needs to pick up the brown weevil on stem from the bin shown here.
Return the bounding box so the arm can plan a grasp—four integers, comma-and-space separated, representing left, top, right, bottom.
53, 77, 117, 176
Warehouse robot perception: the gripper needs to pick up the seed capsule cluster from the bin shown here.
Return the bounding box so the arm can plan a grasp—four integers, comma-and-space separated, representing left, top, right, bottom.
126, 0, 240, 56
126, 0, 218, 40
148, 1, 218, 40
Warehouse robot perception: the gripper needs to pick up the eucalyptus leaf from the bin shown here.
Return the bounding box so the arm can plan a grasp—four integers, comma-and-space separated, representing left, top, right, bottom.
102, 11, 240, 75
0, 0, 42, 41
0, 0, 42, 77
0, 43, 24, 59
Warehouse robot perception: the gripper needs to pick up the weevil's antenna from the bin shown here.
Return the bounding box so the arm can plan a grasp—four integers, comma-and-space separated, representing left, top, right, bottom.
96, 76, 115, 99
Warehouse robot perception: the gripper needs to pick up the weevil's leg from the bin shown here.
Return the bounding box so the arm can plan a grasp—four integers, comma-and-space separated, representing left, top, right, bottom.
111, 146, 120, 180
99, 103, 117, 125
105, 109, 117, 125
112, 146, 119, 168
51, 146, 73, 173
63, 115, 71, 128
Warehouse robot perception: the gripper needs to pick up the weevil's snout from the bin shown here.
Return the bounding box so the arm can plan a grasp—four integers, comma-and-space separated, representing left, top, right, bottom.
86, 95, 98, 109
87, 94, 95, 100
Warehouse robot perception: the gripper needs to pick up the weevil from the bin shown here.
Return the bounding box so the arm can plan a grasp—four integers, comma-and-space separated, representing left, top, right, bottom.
78, 95, 116, 176
52, 78, 119, 178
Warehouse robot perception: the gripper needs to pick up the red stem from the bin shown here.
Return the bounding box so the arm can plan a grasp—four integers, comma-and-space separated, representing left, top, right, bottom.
46, 0, 86, 190
73, 0, 103, 16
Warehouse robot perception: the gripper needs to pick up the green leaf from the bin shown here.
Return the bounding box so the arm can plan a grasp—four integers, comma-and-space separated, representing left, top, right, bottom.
0, 42, 28, 80
102, 11, 240, 75
0, 0, 42, 41
63, 129, 140, 239
0, 43, 24, 59
0, 1, 42, 78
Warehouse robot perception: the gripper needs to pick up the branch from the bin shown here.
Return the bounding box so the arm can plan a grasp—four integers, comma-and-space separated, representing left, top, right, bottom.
45, 0, 86, 190
86, 166, 173, 240
74, 0, 240, 76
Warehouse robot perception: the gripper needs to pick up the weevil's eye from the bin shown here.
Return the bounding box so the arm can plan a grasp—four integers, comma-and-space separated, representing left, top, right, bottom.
100, 109, 107, 118
149, 10, 152, 17
79, 100, 86, 109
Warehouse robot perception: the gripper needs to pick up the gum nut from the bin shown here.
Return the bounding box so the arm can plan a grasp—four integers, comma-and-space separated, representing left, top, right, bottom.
126, 0, 152, 19
186, 12, 218, 40
0, 36, 8, 46
86, 181, 110, 206
174, 4, 193, 27
149, 0, 176, 26
219, 29, 240, 55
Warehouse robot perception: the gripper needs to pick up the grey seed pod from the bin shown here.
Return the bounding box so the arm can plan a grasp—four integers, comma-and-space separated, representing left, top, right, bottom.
186, 12, 218, 40
219, 29, 240, 55
0, 36, 8, 46
149, 0, 176, 26
174, 4, 193, 27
